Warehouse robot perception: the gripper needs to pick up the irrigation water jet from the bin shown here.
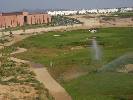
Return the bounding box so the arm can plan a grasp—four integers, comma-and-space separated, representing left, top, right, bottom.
99, 53, 133, 72
91, 37, 102, 61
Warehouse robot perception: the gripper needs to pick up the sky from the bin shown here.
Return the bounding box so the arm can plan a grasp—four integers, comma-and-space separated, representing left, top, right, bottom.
0, 0, 133, 12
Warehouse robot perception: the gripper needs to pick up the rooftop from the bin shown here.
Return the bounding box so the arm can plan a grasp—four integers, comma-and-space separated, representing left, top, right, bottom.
1, 12, 28, 16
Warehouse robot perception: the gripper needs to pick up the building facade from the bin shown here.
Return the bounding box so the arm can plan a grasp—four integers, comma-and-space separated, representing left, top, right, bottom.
0, 12, 51, 28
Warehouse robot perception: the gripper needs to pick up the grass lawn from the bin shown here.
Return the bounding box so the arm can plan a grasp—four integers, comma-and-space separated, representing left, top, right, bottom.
100, 12, 133, 19
112, 12, 133, 18
14, 29, 95, 79
63, 72, 133, 100
14, 27, 133, 100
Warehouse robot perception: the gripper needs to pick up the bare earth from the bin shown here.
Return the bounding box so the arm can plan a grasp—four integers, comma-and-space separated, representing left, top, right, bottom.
11, 47, 72, 100
0, 84, 38, 100
68, 15, 133, 28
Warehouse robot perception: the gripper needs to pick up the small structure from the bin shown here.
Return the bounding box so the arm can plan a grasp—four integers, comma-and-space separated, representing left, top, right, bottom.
53, 34, 61, 37
89, 28, 98, 33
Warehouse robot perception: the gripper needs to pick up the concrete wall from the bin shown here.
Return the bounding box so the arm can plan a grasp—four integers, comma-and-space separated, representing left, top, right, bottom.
27, 14, 51, 25
0, 12, 51, 28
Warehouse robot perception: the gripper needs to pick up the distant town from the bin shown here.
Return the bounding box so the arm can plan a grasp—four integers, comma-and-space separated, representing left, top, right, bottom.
0, 7, 132, 29
47, 7, 133, 16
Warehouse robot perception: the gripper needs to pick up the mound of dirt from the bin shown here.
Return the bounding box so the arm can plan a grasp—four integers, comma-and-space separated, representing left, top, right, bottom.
118, 64, 133, 73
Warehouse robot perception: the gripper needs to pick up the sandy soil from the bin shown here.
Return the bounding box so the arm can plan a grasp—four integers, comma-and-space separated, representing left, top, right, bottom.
0, 84, 38, 100
68, 15, 133, 28
100, 17, 133, 27
0, 24, 82, 37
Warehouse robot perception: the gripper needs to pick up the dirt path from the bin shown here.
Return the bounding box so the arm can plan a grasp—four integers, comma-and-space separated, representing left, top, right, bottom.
0, 24, 82, 37
0, 34, 31, 49
31, 63, 72, 100
10, 47, 72, 100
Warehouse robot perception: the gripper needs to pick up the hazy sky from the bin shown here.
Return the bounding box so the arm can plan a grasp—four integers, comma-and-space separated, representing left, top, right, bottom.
0, 0, 133, 12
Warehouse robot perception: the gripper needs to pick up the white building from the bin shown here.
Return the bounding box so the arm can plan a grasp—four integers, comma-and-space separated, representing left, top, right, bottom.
87, 9, 98, 13
47, 7, 132, 16
120, 7, 133, 12
98, 8, 118, 13
48, 10, 78, 16
78, 9, 87, 14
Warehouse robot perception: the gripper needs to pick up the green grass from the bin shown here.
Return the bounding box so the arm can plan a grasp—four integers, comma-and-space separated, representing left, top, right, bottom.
112, 12, 133, 18
14, 27, 133, 100
14, 27, 133, 73
63, 72, 133, 100
100, 12, 133, 18
14, 30, 94, 78
16, 30, 90, 48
